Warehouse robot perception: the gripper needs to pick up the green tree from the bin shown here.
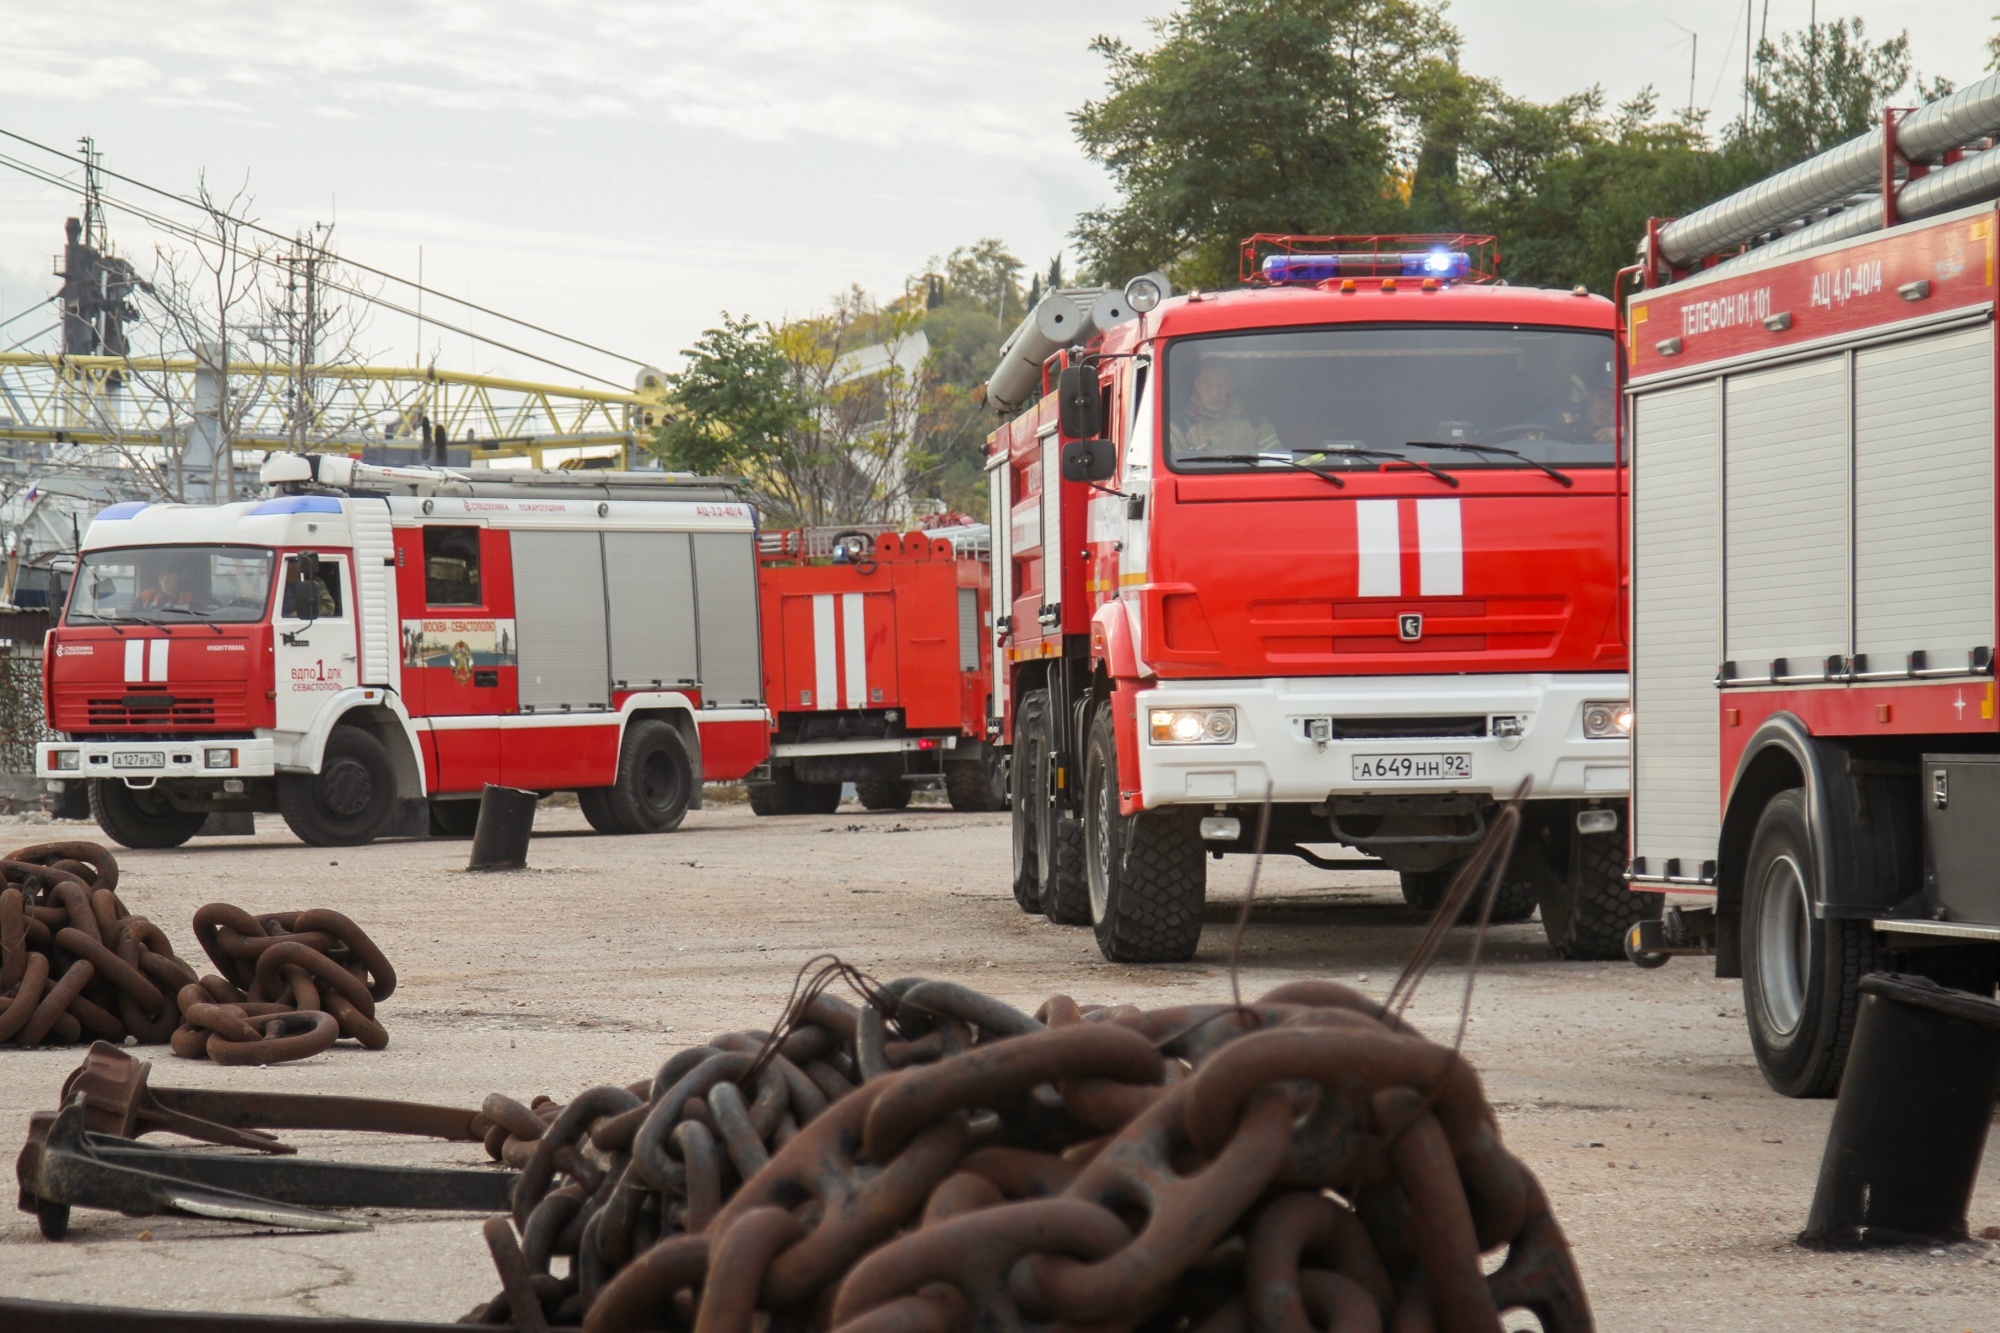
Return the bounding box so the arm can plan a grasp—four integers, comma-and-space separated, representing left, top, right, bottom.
1741, 18, 1915, 164
1071, 0, 1459, 290
654, 314, 807, 479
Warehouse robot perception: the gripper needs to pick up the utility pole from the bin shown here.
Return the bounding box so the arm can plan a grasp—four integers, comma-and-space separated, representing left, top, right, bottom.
279, 228, 325, 453
56, 138, 141, 377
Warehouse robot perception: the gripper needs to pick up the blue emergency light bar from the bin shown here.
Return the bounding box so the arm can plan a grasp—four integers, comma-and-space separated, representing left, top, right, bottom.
1259, 249, 1471, 283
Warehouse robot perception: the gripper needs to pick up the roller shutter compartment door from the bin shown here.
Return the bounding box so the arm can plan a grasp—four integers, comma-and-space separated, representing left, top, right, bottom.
692, 532, 762, 708
511, 530, 610, 711
604, 531, 698, 689
1631, 381, 1722, 874
958, 587, 980, 673
1854, 325, 1995, 673
1722, 355, 1849, 673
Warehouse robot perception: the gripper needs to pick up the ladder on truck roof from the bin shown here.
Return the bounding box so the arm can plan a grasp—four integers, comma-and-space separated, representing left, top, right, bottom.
258, 452, 743, 505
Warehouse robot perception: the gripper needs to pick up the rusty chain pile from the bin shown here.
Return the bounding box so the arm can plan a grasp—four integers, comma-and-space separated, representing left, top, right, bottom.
174, 904, 398, 1065
0, 842, 198, 1049
464, 971, 1589, 1333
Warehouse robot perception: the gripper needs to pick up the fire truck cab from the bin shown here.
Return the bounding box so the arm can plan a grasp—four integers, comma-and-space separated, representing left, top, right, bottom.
37, 454, 769, 848
990, 239, 1653, 962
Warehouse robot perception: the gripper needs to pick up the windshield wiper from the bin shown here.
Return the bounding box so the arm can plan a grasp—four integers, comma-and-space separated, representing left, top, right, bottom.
1300, 446, 1460, 488
1404, 440, 1573, 488
151, 605, 226, 634
1177, 452, 1346, 488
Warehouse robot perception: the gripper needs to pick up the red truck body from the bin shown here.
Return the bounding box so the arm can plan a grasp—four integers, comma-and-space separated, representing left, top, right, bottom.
747, 525, 1006, 814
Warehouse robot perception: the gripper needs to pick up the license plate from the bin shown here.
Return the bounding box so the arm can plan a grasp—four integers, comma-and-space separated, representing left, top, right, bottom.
1352, 752, 1471, 782
111, 752, 164, 770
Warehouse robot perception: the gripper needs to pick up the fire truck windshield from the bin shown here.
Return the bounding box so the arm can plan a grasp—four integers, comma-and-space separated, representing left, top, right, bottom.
1165, 325, 1616, 473
65, 546, 276, 626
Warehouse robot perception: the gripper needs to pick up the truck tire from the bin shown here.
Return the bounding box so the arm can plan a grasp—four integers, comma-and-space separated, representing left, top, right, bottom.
747, 770, 805, 816
428, 799, 481, 838
1399, 864, 1538, 924
89, 780, 204, 850
1009, 701, 1043, 914
1032, 691, 1089, 926
277, 726, 397, 847
1538, 819, 1660, 961
855, 778, 911, 811
592, 720, 694, 834
1741, 789, 1881, 1098
945, 749, 1008, 813
1084, 708, 1205, 962
578, 788, 622, 833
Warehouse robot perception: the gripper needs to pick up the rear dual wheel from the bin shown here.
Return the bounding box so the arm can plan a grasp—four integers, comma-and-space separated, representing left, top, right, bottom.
747, 769, 840, 816
579, 720, 693, 835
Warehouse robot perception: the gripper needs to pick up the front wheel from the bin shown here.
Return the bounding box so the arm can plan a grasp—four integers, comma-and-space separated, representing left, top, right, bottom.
1034, 691, 1089, 926
90, 780, 203, 850
1741, 789, 1880, 1098
1537, 804, 1659, 960
1008, 699, 1045, 914
277, 727, 396, 847
1084, 707, 1205, 962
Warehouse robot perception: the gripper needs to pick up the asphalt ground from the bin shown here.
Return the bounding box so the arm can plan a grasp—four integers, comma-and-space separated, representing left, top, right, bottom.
2, 796, 1997, 1330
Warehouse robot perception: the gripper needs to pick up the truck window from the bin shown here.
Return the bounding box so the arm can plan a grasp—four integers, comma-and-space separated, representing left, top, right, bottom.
1165, 325, 1617, 473
423, 527, 482, 607
65, 545, 275, 625
281, 555, 343, 618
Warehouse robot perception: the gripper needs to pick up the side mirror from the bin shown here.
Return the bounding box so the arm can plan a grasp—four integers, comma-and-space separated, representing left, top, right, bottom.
284, 552, 323, 622
1056, 364, 1104, 440
1061, 439, 1117, 484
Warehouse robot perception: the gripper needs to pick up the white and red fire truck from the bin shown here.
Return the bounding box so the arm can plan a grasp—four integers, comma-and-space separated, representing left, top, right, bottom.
1624, 77, 2000, 1096
987, 237, 1650, 962
35, 453, 768, 848
749, 524, 1007, 815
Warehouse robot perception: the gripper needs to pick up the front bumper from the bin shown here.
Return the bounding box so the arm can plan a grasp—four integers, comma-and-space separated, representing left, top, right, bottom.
38, 737, 277, 784
1135, 673, 1628, 806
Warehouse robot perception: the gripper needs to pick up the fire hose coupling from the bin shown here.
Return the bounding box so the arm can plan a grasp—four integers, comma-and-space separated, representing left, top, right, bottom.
1149, 706, 1237, 745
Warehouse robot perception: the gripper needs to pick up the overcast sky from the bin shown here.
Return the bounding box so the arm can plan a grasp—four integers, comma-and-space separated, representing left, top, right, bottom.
0, 0, 1993, 390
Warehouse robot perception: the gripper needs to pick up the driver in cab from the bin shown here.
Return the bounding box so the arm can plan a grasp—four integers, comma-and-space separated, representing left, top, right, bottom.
1171, 360, 1281, 458
137, 565, 195, 611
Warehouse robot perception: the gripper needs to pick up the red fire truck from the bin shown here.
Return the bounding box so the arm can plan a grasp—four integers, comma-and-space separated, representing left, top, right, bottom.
748, 523, 1007, 814
1625, 80, 2000, 1095
35, 454, 769, 848
988, 238, 1650, 962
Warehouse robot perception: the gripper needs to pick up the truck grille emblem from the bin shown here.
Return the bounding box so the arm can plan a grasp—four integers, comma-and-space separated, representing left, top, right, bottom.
1398, 613, 1423, 641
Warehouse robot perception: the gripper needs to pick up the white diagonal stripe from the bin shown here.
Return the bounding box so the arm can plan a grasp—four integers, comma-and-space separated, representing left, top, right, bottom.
148, 639, 169, 682
842, 592, 867, 707
811, 594, 836, 709
1355, 500, 1401, 597
1417, 498, 1463, 596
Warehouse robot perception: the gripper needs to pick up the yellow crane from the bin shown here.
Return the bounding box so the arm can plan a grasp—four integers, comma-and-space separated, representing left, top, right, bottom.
0, 353, 668, 469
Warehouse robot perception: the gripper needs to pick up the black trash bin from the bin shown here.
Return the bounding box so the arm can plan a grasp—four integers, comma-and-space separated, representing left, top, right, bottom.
1801, 972, 2000, 1249
467, 784, 537, 871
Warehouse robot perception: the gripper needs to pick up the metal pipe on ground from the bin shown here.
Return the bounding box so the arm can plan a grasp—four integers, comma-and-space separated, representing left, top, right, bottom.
1801, 973, 2000, 1249
468, 785, 537, 871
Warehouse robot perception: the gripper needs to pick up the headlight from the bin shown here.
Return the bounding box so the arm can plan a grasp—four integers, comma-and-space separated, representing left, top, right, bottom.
50, 749, 80, 771
1581, 700, 1632, 739
204, 747, 238, 769
1150, 707, 1237, 745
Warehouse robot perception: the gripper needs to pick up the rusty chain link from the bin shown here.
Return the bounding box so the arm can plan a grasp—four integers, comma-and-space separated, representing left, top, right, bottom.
461, 962, 1592, 1332
0, 841, 200, 1049
172, 903, 398, 1064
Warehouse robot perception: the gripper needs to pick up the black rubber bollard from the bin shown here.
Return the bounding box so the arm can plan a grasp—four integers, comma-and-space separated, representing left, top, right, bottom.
1801, 972, 2000, 1248
467, 784, 537, 871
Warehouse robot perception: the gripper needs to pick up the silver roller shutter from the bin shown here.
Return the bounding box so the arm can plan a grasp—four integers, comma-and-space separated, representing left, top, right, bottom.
605, 531, 698, 688
511, 530, 610, 711
349, 499, 398, 691
1632, 381, 1723, 875
1723, 355, 1850, 673
1854, 324, 1995, 672
987, 458, 1010, 713
692, 532, 762, 707
958, 587, 980, 672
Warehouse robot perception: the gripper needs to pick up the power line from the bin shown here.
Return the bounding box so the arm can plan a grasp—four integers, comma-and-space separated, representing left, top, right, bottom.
3, 323, 57, 354
0, 125, 650, 371
0, 150, 627, 389
0, 297, 53, 335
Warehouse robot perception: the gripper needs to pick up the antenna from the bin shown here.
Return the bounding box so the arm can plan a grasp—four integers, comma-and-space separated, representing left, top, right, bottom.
1666, 21, 1699, 121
